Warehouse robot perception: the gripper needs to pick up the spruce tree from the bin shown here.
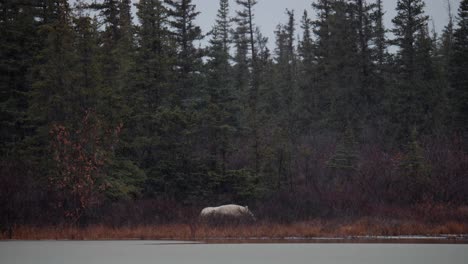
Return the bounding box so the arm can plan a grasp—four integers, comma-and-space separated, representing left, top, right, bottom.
272, 10, 299, 191
92, 0, 144, 201
390, 0, 433, 140
398, 128, 431, 203
311, 0, 333, 122
351, 0, 376, 121
0, 0, 38, 157
72, 10, 101, 113
450, 0, 468, 142
232, 2, 251, 113
164, 0, 202, 103
441, 0, 455, 73
27, 0, 92, 221
0, 0, 43, 231
234, 0, 261, 174
391, 0, 429, 80
136, 0, 207, 203
311, 0, 359, 130
88, 0, 134, 126
133, 0, 173, 169
374, 0, 387, 73
298, 10, 318, 125
29, 0, 77, 130
204, 0, 236, 176
370, 0, 391, 142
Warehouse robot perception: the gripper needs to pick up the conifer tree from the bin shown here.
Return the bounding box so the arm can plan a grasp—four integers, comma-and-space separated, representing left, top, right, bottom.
369, 0, 391, 142
234, 0, 261, 174
204, 0, 236, 176
374, 0, 387, 73
450, 0, 468, 142
390, 0, 433, 140
90, 0, 144, 200
72, 8, 101, 113
26, 0, 90, 219
29, 0, 77, 129
391, 0, 429, 80
298, 10, 317, 125
135, 0, 208, 203
351, 0, 376, 120
164, 0, 202, 103
274, 10, 297, 118
0, 0, 38, 157
398, 128, 431, 203
272, 10, 299, 191
133, 0, 173, 169
328, 125, 359, 172
88, 0, 134, 126
315, 0, 361, 130
232, 2, 251, 113
311, 0, 333, 120
441, 0, 455, 72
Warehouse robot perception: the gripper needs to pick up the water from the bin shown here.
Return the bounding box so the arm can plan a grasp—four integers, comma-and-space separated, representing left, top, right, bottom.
1, 240, 467, 264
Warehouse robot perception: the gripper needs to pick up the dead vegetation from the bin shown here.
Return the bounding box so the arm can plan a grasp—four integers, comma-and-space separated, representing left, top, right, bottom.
2, 218, 467, 241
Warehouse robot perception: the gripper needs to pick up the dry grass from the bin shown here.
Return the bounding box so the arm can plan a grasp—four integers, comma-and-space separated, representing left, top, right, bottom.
2, 219, 468, 240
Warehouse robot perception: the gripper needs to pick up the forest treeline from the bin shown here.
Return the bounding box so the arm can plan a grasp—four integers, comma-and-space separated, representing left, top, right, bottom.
1, 0, 467, 228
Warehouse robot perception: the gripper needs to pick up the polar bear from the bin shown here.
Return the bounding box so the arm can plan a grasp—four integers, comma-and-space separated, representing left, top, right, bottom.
199, 204, 256, 224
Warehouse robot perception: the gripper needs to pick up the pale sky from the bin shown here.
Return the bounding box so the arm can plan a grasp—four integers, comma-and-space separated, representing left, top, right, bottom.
191, 0, 462, 49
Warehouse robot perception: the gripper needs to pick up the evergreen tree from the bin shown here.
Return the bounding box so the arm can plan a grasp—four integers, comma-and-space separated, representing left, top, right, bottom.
328, 125, 359, 172
370, 0, 391, 143
0, 0, 44, 231
134, 0, 207, 203
88, 0, 144, 201
234, 0, 261, 174
232, 2, 251, 114
132, 0, 173, 173
398, 128, 431, 203
373, 0, 387, 73
0, 0, 38, 157
298, 10, 318, 126
450, 0, 468, 142
391, 0, 429, 80
26, 0, 89, 221
271, 10, 299, 191
316, 0, 361, 130
326, 125, 359, 194
441, 0, 455, 72
29, 0, 77, 133
204, 0, 237, 176
88, 0, 134, 126
350, 0, 377, 122
390, 0, 435, 140
72, 7, 101, 114
164, 0, 202, 103
311, 0, 333, 124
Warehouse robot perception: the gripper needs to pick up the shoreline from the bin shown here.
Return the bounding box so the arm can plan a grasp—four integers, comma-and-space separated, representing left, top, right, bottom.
2, 219, 468, 242
2, 236, 468, 244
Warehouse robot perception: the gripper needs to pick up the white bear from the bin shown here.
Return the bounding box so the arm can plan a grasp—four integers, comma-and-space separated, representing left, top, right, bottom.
199, 204, 256, 224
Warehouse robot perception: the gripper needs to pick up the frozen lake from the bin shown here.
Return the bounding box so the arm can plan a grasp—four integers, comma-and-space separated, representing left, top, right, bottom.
1, 240, 467, 264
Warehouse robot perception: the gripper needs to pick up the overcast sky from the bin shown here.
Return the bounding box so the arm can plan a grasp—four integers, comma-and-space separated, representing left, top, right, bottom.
190, 0, 461, 49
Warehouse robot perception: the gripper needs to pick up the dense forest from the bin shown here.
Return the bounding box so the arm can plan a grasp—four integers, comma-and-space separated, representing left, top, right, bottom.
1, 0, 467, 229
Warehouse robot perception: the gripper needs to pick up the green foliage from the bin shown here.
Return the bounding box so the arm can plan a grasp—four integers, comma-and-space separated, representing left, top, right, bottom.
327, 126, 358, 171
398, 128, 432, 202
105, 159, 147, 201
165, 0, 202, 103
1, 0, 468, 226
392, 0, 429, 79
450, 0, 468, 143
0, 1, 38, 157
389, 0, 447, 141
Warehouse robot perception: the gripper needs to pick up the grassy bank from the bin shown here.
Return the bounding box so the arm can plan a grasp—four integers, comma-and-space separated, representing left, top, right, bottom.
2, 218, 468, 241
